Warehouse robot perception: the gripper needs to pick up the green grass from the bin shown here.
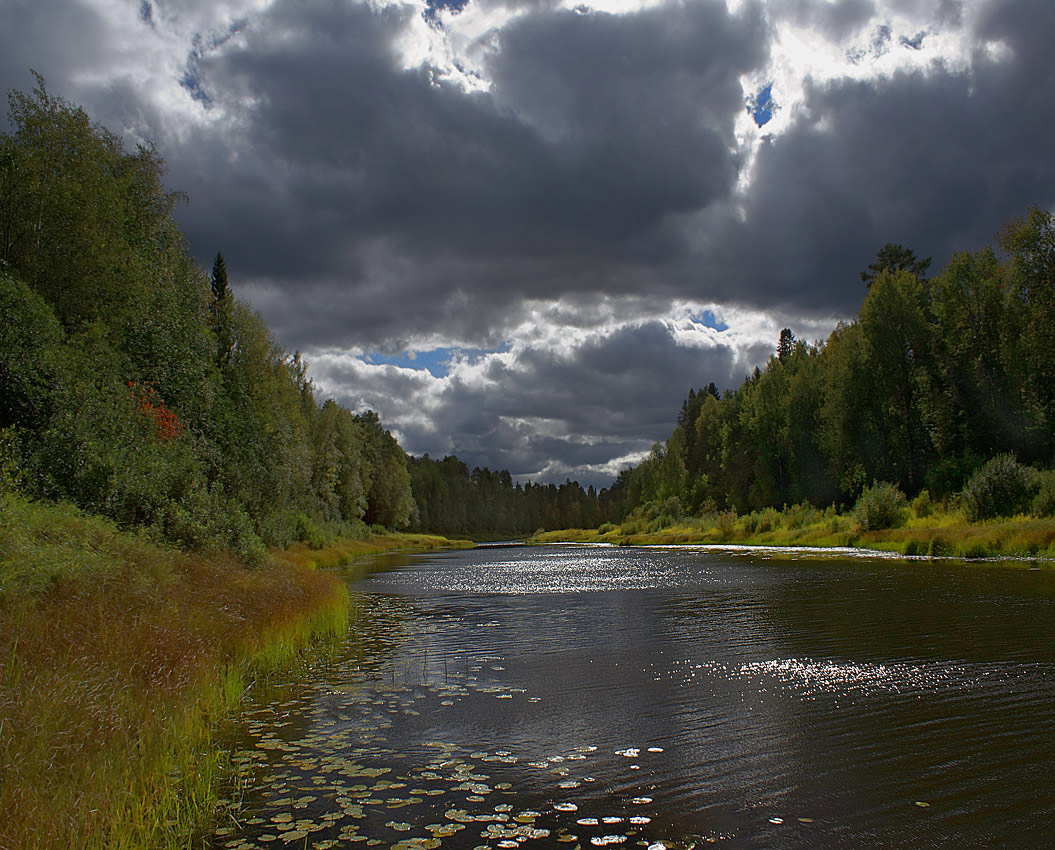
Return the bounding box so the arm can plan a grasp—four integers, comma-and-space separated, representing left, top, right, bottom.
0, 491, 351, 849
529, 503, 1055, 563
275, 531, 474, 572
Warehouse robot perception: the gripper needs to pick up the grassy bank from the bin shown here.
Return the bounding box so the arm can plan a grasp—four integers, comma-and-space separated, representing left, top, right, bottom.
276, 531, 473, 572
0, 492, 352, 850
529, 503, 1055, 562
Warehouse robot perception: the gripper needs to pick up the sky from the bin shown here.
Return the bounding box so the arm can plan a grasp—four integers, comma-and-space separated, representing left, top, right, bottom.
2, 0, 1053, 488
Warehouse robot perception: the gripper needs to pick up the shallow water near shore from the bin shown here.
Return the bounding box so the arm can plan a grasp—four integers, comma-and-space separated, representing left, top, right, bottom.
208, 545, 1055, 849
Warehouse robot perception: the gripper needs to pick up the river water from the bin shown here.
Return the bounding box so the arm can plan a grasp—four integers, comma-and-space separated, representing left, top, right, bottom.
208, 545, 1055, 849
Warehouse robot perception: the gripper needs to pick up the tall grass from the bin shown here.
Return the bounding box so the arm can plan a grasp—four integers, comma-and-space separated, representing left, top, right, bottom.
275, 531, 473, 572
529, 498, 1055, 561
0, 492, 349, 849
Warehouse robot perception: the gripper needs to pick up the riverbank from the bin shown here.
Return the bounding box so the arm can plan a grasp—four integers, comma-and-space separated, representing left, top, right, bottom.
0, 493, 467, 849
528, 507, 1055, 562
276, 531, 474, 571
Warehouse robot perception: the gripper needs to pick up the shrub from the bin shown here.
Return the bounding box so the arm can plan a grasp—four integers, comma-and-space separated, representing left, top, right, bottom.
0, 427, 25, 492
659, 496, 684, 521
292, 512, 330, 550
785, 501, 821, 529
714, 510, 737, 540
1032, 470, 1055, 518
928, 535, 950, 557
925, 453, 980, 498
755, 507, 779, 534
903, 539, 927, 556
597, 522, 617, 534
911, 489, 933, 518
960, 454, 1033, 522
853, 481, 908, 531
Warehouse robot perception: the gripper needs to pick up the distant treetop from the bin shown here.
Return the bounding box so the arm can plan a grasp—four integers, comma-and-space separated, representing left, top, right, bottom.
861, 243, 931, 286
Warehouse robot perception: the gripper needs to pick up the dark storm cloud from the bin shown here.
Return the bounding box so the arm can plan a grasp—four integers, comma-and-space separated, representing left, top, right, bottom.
697, 0, 1055, 316
0, 1, 108, 115
158, 0, 766, 348
148, 0, 1055, 352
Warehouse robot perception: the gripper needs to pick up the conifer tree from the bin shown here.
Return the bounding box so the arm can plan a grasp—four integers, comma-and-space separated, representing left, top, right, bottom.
861, 243, 931, 287
777, 328, 795, 362
210, 252, 234, 366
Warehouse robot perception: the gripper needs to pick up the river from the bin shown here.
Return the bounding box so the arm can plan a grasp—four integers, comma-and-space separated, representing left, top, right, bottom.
208, 545, 1055, 849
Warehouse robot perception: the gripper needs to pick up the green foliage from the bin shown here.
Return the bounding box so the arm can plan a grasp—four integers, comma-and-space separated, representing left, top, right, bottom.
714, 510, 737, 540
0, 427, 24, 492
407, 454, 607, 537
853, 482, 908, 531
998, 207, 1055, 448
0, 273, 66, 434
960, 455, 1034, 521
860, 243, 931, 286
784, 501, 822, 529
927, 535, 951, 557
0, 80, 419, 560
1032, 470, 1055, 518
209, 252, 234, 367
290, 512, 331, 550
911, 489, 933, 518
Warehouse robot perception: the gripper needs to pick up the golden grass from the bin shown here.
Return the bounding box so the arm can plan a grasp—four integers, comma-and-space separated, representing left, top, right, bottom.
0, 493, 349, 850
275, 532, 474, 571
529, 508, 1055, 563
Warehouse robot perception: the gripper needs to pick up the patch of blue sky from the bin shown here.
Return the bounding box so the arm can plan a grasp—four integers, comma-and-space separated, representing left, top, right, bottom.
748, 83, 775, 128
364, 344, 509, 378
689, 309, 729, 332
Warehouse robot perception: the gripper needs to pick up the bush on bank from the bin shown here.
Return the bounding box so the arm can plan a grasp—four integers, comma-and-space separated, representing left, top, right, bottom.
853, 481, 908, 531
960, 454, 1035, 521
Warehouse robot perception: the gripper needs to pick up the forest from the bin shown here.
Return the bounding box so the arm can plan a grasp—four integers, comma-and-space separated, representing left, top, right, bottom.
607, 224, 1055, 527
0, 79, 425, 559
406, 455, 616, 537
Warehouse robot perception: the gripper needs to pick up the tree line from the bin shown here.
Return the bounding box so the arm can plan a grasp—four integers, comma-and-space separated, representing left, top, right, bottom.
0, 78, 612, 552
609, 219, 1055, 521
0, 78, 425, 560
406, 454, 615, 538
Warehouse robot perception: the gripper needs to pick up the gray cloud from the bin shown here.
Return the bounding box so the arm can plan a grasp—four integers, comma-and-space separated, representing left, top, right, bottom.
0, 1, 108, 108
3, 0, 1053, 485
151, 0, 768, 349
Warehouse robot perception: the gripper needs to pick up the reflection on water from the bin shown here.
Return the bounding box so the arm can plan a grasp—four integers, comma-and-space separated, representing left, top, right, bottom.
209, 546, 1055, 849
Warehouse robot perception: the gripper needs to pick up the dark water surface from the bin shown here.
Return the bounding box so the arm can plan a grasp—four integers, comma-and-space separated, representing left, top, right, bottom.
209, 546, 1055, 849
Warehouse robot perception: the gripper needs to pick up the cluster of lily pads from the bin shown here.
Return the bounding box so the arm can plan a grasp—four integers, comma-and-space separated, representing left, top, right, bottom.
208, 595, 712, 849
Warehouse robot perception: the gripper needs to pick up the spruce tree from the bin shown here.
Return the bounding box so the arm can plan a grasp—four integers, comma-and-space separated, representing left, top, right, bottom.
210, 252, 233, 366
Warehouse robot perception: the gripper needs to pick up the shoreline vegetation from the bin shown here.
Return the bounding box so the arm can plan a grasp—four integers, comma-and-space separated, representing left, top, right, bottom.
0, 491, 468, 850
528, 498, 1055, 563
